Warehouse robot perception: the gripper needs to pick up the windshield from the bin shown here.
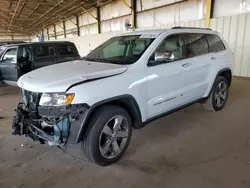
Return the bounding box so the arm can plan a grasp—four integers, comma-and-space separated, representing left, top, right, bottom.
83, 35, 155, 65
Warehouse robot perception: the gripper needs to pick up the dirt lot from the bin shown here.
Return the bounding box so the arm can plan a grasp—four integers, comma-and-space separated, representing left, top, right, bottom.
1, 78, 250, 188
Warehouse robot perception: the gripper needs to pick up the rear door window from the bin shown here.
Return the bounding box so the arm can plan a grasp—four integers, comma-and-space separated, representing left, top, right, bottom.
2, 48, 17, 63
17, 46, 32, 61
34, 46, 49, 57
181, 34, 209, 58
57, 45, 75, 56
205, 34, 226, 53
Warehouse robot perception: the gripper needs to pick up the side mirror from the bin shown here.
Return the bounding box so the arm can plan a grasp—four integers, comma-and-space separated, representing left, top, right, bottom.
154, 51, 173, 61
148, 51, 173, 66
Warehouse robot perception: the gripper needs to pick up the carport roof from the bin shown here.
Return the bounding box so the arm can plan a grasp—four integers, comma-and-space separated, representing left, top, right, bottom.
0, 0, 112, 36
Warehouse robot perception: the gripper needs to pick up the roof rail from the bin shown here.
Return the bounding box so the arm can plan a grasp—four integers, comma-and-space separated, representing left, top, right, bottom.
171, 26, 212, 30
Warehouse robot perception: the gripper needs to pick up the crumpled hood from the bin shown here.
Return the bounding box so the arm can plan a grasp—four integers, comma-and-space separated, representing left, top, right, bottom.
18, 60, 127, 93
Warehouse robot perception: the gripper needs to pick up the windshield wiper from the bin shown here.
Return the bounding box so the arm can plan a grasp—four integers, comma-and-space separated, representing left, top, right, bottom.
81, 57, 95, 61
82, 57, 120, 64
96, 59, 115, 63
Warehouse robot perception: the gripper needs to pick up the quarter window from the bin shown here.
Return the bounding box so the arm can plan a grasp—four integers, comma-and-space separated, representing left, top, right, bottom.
205, 34, 225, 52
182, 34, 209, 58
57, 45, 74, 56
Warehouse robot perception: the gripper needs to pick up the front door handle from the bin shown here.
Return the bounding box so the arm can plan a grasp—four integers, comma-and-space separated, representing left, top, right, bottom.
211, 57, 216, 60
182, 63, 191, 67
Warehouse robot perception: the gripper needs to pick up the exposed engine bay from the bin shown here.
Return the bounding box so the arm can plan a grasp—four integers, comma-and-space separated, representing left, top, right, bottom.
12, 89, 89, 146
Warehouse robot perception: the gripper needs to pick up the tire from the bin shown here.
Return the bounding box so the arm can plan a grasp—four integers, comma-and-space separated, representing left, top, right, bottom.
81, 104, 132, 166
203, 76, 229, 111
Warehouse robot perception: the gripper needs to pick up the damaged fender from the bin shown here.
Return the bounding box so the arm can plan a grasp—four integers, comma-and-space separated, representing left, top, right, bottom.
12, 92, 90, 146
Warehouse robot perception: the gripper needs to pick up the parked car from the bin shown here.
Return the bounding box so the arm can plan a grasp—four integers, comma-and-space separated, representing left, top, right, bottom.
0, 41, 25, 46
12, 27, 232, 166
0, 41, 80, 85
0, 41, 26, 56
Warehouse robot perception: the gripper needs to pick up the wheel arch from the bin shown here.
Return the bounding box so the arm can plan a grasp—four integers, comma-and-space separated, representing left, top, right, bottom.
217, 68, 232, 86
76, 94, 142, 143
205, 67, 232, 97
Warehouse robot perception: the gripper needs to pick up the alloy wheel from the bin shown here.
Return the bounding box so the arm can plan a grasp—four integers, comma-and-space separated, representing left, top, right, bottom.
215, 81, 228, 108
99, 115, 129, 159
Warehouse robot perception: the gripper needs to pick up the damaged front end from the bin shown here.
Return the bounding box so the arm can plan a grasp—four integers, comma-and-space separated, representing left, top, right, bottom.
12, 89, 89, 146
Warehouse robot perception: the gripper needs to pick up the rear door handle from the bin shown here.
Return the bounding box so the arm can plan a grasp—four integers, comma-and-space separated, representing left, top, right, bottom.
211, 57, 216, 60
182, 63, 191, 67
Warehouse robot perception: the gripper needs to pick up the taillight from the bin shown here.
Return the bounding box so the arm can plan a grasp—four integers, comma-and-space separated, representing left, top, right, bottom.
78, 55, 81, 60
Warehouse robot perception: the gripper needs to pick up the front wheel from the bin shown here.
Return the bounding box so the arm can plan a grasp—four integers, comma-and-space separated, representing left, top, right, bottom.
81, 104, 132, 166
203, 76, 229, 111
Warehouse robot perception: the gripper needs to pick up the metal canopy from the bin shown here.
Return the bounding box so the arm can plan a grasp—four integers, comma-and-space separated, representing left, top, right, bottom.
0, 0, 112, 35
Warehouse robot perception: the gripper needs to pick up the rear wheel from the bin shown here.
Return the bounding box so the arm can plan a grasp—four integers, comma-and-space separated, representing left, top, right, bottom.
81, 104, 132, 166
203, 76, 229, 111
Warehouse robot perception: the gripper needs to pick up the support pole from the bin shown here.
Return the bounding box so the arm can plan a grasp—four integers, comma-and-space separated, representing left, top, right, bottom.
210, 0, 215, 19
79, 5, 100, 34
63, 21, 66, 38
131, 0, 136, 29
121, 0, 135, 31
54, 24, 57, 39
76, 15, 80, 36
79, 5, 98, 21
97, 6, 101, 34
47, 27, 50, 40
54, 23, 64, 30
64, 16, 77, 25
206, 0, 212, 28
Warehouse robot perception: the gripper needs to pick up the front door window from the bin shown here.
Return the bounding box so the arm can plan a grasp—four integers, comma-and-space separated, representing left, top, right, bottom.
2, 48, 17, 63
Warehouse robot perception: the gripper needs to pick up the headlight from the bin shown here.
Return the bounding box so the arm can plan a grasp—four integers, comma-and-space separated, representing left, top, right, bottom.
39, 93, 75, 106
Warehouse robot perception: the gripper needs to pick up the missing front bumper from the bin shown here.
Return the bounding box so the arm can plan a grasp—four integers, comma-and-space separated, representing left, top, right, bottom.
12, 103, 89, 145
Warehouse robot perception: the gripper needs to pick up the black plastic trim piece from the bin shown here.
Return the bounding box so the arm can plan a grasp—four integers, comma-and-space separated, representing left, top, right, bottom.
215, 68, 232, 87
153, 97, 176, 106
205, 68, 232, 99
172, 26, 212, 30
217, 68, 232, 84
142, 98, 204, 127
76, 94, 142, 143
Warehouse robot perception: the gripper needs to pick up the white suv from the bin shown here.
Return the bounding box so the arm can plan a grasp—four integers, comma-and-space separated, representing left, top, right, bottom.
12, 27, 232, 166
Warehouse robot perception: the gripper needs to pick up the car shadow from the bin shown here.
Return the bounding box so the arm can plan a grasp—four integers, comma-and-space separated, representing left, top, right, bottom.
227, 77, 249, 106
122, 78, 245, 162
123, 103, 205, 157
